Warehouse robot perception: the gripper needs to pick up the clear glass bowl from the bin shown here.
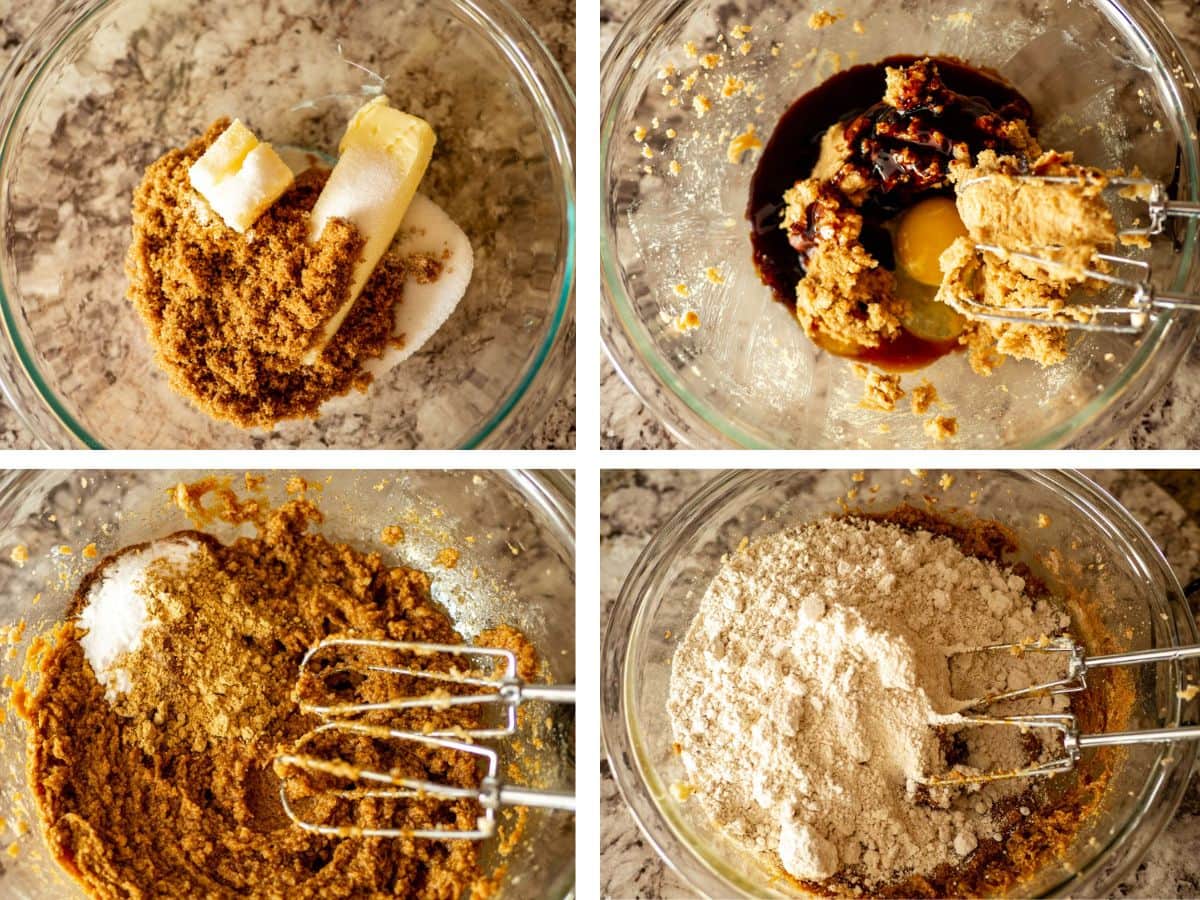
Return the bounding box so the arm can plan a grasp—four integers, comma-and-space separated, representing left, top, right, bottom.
602, 470, 1200, 896
601, 0, 1200, 448
0, 0, 574, 448
0, 469, 575, 897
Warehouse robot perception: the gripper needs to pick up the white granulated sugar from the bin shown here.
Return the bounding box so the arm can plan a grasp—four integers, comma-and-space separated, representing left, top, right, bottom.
77, 536, 204, 700
668, 516, 1072, 888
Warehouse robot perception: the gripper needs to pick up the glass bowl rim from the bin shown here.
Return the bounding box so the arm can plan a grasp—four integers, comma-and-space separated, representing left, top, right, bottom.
599, 0, 1200, 449
0, 466, 577, 541
0, 0, 576, 449
601, 469, 1200, 897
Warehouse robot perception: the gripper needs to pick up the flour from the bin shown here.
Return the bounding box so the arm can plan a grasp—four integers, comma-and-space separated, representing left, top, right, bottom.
667, 516, 1072, 887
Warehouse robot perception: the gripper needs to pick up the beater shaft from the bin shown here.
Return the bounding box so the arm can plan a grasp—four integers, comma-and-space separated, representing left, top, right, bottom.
279, 637, 577, 839
930, 639, 1200, 786
297, 637, 575, 738
955, 638, 1200, 708
278, 725, 575, 839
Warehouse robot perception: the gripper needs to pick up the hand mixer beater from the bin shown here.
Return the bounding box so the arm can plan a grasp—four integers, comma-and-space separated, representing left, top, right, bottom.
275, 637, 576, 839
953, 173, 1200, 333
927, 635, 1200, 787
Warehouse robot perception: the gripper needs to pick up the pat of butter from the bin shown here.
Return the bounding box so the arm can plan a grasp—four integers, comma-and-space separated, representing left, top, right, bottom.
303, 96, 436, 363
188, 120, 294, 233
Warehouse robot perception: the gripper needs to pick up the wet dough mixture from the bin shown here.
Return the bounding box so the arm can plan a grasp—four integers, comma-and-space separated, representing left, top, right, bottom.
776, 57, 1120, 376
126, 120, 443, 428
17, 488, 516, 899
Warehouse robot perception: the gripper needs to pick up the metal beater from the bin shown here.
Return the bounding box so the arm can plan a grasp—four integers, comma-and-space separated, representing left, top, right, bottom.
926, 636, 1200, 787
953, 174, 1200, 333
275, 637, 576, 839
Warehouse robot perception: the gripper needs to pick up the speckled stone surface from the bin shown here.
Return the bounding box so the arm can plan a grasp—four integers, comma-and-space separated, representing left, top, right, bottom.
601, 470, 1200, 898
0, 0, 575, 450
600, 0, 1200, 449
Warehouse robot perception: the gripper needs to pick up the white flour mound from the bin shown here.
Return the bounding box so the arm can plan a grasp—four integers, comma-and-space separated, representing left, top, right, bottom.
77, 536, 205, 700
667, 516, 1071, 887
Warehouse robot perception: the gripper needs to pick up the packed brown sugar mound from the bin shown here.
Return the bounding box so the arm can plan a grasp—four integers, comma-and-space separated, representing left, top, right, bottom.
125, 120, 441, 429
16, 488, 516, 899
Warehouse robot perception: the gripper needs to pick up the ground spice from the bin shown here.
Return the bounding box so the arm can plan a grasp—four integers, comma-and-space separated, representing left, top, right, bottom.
18, 493, 531, 898
126, 119, 443, 428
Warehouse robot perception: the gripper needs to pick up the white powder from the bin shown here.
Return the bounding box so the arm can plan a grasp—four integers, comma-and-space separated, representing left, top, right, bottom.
76, 536, 204, 700
667, 517, 1072, 887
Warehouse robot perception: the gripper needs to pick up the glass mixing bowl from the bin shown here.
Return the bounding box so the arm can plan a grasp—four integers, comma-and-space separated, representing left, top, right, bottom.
0, 0, 574, 449
0, 469, 575, 898
603, 470, 1200, 896
601, 0, 1200, 448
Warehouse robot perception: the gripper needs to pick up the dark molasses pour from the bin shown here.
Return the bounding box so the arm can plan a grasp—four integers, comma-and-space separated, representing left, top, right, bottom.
748, 56, 1035, 372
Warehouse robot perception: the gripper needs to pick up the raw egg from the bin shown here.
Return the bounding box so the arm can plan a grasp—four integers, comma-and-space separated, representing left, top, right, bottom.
895, 196, 968, 286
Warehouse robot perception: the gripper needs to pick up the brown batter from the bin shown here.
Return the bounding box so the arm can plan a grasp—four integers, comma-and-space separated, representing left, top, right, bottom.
126, 120, 444, 428
17, 488, 531, 899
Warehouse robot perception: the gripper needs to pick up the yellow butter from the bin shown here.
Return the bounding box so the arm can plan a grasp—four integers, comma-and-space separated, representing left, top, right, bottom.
304, 97, 436, 362
188, 120, 294, 233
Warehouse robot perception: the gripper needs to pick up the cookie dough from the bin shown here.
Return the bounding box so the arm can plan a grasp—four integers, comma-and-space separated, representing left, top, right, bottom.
17, 487, 528, 899
951, 150, 1117, 279
782, 178, 902, 350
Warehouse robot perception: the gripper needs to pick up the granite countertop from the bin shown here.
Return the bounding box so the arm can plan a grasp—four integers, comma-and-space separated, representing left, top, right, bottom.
600, 470, 1200, 898
600, 0, 1200, 449
0, 0, 575, 450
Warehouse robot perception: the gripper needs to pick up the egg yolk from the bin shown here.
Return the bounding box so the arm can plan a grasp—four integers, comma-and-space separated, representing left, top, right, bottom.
895, 196, 968, 286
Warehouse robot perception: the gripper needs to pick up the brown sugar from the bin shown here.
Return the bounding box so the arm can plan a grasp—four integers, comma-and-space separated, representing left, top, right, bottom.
18, 488, 536, 898
126, 119, 443, 428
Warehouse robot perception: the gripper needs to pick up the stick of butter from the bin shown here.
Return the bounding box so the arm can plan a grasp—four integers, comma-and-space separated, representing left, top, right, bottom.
303, 96, 436, 364
188, 120, 294, 233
